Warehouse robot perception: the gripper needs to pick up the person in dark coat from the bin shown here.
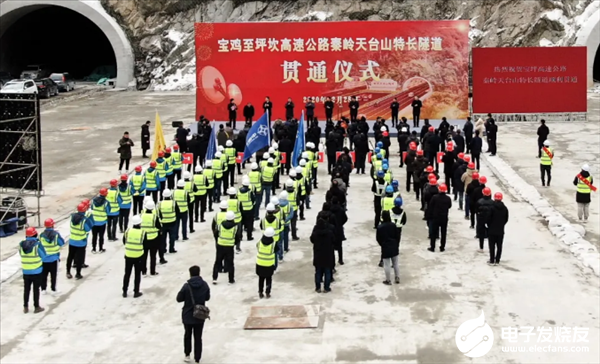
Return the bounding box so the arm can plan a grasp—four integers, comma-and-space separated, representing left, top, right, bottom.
243, 102, 255, 127
476, 187, 494, 252
463, 117, 474, 153
176, 125, 189, 152
357, 116, 369, 135
118, 131, 134, 172
470, 130, 483, 170
187, 134, 202, 172
442, 145, 456, 191
325, 180, 346, 206
465, 175, 480, 228
397, 128, 410, 168
176, 265, 211, 364
305, 98, 315, 124
263, 96, 273, 123
353, 132, 369, 174
141, 121, 151, 158
426, 184, 452, 252
285, 98, 295, 121
324, 97, 334, 123
227, 99, 237, 129
376, 211, 400, 284
411, 96, 422, 127
405, 148, 417, 192
453, 130, 465, 154
411, 151, 428, 199
390, 97, 400, 127
326, 131, 342, 174
487, 192, 509, 265
278, 136, 293, 175
217, 124, 230, 147
425, 129, 441, 172
348, 96, 359, 122
311, 216, 335, 292
453, 158, 468, 209
487, 120, 498, 156
347, 120, 358, 150
536, 119, 550, 158
325, 120, 334, 140
438, 117, 450, 139
233, 134, 246, 174
330, 197, 348, 264
420, 119, 431, 142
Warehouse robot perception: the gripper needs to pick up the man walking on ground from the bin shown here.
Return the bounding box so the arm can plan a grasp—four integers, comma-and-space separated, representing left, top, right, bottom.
487, 192, 509, 266
536, 119, 550, 158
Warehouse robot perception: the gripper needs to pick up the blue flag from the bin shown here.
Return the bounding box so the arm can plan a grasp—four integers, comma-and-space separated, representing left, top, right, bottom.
206, 122, 217, 161
243, 112, 270, 161
292, 111, 305, 168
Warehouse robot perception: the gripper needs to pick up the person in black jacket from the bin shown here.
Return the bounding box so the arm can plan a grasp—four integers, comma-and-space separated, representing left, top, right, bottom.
411, 151, 428, 200
470, 130, 483, 170
465, 175, 481, 228
141, 121, 151, 158
263, 96, 273, 124
278, 136, 293, 175
442, 144, 456, 191
476, 186, 494, 252
487, 192, 509, 265
305, 98, 315, 124
285, 98, 294, 121
377, 211, 401, 285
404, 147, 417, 191
463, 117, 474, 154
453, 130, 465, 154
420, 119, 431, 142
427, 183, 452, 252
176, 265, 211, 364
307, 120, 321, 146
330, 197, 348, 265
227, 99, 237, 129
487, 120, 498, 156
390, 98, 400, 127
536, 119, 550, 158
349, 96, 359, 122
397, 127, 409, 168
453, 157, 468, 209
573, 164, 594, 222
423, 178, 439, 223
243, 103, 255, 127
353, 132, 368, 174
411, 96, 422, 127
324, 97, 334, 123
326, 180, 346, 206
311, 216, 336, 292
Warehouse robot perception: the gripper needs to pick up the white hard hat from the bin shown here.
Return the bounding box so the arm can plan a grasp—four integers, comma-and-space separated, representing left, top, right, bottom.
295, 166, 303, 174
286, 179, 295, 188
582, 164, 590, 171
131, 215, 142, 226
206, 160, 213, 167
251, 162, 259, 170
289, 170, 297, 177
227, 187, 237, 195
177, 179, 185, 188
264, 227, 275, 238
225, 211, 235, 221
268, 158, 274, 164
307, 142, 315, 148
266, 203, 276, 212
195, 165, 203, 172
302, 152, 309, 159
218, 145, 224, 151
163, 189, 172, 198
543, 140, 550, 146
268, 147, 275, 153
279, 191, 288, 200
242, 176, 250, 186
215, 151, 222, 158
183, 171, 192, 180
219, 201, 228, 209
144, 200, 155, 210
381, 126, 387, 132
270, 196, 279, 205
272, 142, 279, 149
300, 159, 307, 166
263, 153, 270, 160
226, 140, 233, 147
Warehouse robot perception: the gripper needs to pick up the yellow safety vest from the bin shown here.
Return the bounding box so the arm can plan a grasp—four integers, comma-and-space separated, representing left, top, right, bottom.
384, 171, 393, 184
193, 174, 207, 196
40, 233, 60, 255
372, 160, 383, 179
220, 154, 229, 169
204, 169, 215, 189
184, 181, 196, 203
92, 202, 107, 223
120, 186, 132, 206
155, 160, 167, 179
171, 152, 182, 170
225, 147, 236, 165
238, 190, 253, 211
260, 160, 268, 170
273, 151, 281, 168
228, 198, 242, 223
577, 175, 593, 194
249, 171, 262, 193
174, 189, 189, 213
70, 217, 88, 240
124, 228, 145, 258
295, 178, 306, 196
287, 188, 297, 210
262, 166, 275, 183
141, 211, 159, 240
262, 217, 281, 242
145, 170, 158, 189
213, 159, 223, 178
217, 224, 237, 247
20, 243, 42, 271
280, 204, 291, 226
380, 149, 387, 159
106, 189, 120, 213
132, 174, 145, 195
381, 197, 395, 216
159, 200, 176, 223
214, 211, 227, 226
308, 150, 318, 168
256, 241, 275, 267
391, 211, 405, 228
165, 156, 174, 174
302, 165, 311, 181
540, 147, 553, 166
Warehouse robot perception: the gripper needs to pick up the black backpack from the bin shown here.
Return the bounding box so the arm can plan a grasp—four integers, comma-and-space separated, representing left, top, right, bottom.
187, 284, 210, 320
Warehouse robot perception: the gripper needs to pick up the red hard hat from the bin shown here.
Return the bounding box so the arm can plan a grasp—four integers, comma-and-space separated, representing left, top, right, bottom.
158, 151, 164, 158
472, 172, 480, 180
468, 162, 475, 169
150, 161, 157, 168
479, 176, 487, 184
438, 183, 448, 193
428, 173, 436, 180
25, 227, 37, 237
426, 165, 434, 173
428, 126, 434, 132
44, 218, 55, 228
110, 179, 118, 187
99, 188, 108, 196
81, 199, 90, 206
458, 152, 465, 159
135, 165, 142, 172
120, 174, 128, 181
463, 156, 471, 162
446, 144, 454, 151
409, 142, 417, 150
494, 192, 503, 201
382, 131, 389, 137
77, 203, 87, 213
483, 187, 492, 196
417, 150, 424, 156
429, 178, 438, 185
165, 147, 172, 153
173, 145, 179, 150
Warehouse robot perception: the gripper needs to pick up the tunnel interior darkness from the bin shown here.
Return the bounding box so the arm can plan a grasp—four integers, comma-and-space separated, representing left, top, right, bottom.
594, 45, 600, 83
0, 5, 116, 80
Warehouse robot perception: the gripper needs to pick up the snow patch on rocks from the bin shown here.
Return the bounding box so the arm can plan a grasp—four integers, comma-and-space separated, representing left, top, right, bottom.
285, 11, 332, 21
482, 148, 600, 276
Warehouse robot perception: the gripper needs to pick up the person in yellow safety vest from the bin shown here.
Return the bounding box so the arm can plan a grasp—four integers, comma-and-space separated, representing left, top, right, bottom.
256, 227, 276, 299
20, 227, 48, 313
370, 153, 383, 180
164, 147, 175, 190
155, 151, 169, 198
300, 158, 312, 209
39, 218, 65, 295
306, 142, 319, 189
285, 178, 300, 241
261, 158, 277, 209
574, 164, 594, 223
272, 141, 282, 178
238, 176, 256, 241
130, 165, 147, 215
249, 162, 263, 220
260, 203, 282, 270
260, 153, 270, 171
106, 179, 121, 243
182, 171, 197, 233
382, 163, 393, 184
269, 197, 284, 260
212, 152, 225, 203
219, 148, 230, 195
157, 189, 179, 254
144, 161, 161, 204
70, 203, 94, 279
91, 187, 111, 253
225, 140, 237, 190
192, 165, 209, 222
371, 147, 382, 165
212, 211, 241, 285
269, 146, 281, 191
171, 144, 184, 181
140, 200, 165, 274
203, 160, 216, 212
381, 185, 396, 220
540, 140, 553, 187
293, 166, 308, 220
174, 179, 192, 242
372, 170, 387, 229
277, 191, 294, 256
391, 180, 402, 199
117, 174, 132, 234
210, 200, 230, 272
226, 187, 243, 252
122, 215, 147, 298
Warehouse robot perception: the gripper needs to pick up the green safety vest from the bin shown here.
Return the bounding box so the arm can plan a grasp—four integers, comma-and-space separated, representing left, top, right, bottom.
40, 233, 60, 255
145, 170, 158, 189
260, 160, 268, 171
380, 149, 387, 159
273, 151, 280, 168
381, 196, 395, 219
249, 171, 262, 192
174, 189, 189, 212
184, 181, 196, 202
302, 165, 311, 181
577, 175, 593, 194
132, 174, 145, 195
213, 159, 223, 178
214, 211, 227, 226
106, 189, 120, 213
70, 217, 88, 240
204, 169, 215, 189
228, 198, 242, 223
141, 211, 159, 240
92, 202, 107, 223
262, 166, 275, 183
155, 160, 167, 179
225, 147, 236, 165
238, 190, 253, 211
159, 200, 176, 223
171, 152, 182, 170
120, 186, 132, 206
372, 160, 383, 179
220, 154, 228, 169
281, 204, 291, 226
295, 178, 306, 196
308, 150, 318, 168
217, 224, 237, 247
540, 147, 553, 166
256, 241, 275, 267
165, 156, 174, 174
384, 171, 393, 184
275, 208, 285, 232
124, 228, 145, 258
287, 188, 297, 210
20, 243, 42, 271
262, 217, 281, 242
193, 174, 207, 196
391, 211, 405, 228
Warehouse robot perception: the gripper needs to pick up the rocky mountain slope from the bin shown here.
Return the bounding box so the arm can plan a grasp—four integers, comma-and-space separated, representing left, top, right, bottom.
100, 0, 599, 90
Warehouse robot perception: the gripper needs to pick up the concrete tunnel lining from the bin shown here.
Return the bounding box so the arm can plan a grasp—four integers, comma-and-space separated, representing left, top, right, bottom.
0, 0, 134, 88
575, 6, 600, 87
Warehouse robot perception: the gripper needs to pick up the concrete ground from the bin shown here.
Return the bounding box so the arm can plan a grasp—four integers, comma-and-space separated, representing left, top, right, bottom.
1, 118, 599, 362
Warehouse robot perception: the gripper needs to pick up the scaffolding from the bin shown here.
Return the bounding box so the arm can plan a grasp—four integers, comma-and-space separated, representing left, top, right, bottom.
0, 93, 42, 229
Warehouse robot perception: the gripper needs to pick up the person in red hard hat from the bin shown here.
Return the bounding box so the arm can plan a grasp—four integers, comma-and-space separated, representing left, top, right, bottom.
39, 218, 65, 296
68, 203, 94, 280
423, 177, 439, 226
474, 184, 494, 253
462, 162, 479, 222
426, 183, 452, 252
20, 226, 47, 313
91, 188, 111, 255
411, 149, 427, 199
487, 192, 509, 265
442, 142, 456, 193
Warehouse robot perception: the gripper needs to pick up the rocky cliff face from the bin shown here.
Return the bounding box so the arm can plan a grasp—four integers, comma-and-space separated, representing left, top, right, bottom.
100, 0, 599, 90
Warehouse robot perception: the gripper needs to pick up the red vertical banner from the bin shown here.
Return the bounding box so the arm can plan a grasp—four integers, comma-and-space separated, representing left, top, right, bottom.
280, 152, 287, 164
236, 152, 244, 163
367, 151, 372, 163
183, 153, 193, 164
402, 151, 407, 162
437, 152, 444, 164
317, 152, 325, 163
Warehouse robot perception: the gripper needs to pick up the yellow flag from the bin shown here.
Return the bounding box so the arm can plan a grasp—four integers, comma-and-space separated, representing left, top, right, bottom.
151, 111, 167, 160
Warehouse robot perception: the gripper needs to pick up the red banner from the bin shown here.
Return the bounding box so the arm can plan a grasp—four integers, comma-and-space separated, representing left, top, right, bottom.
235, 152, 244, 163
472, 47, 587, 113
280, 152, 287, 164
317, 152, 325, 163
183, 153, 193, 165
195, 21, 470, 121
